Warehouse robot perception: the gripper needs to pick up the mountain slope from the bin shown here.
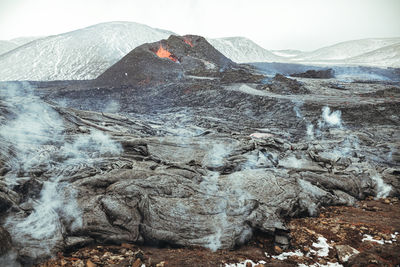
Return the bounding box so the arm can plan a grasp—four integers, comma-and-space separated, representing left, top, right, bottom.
271, 49, 304, 58
1, 21, 399, 82
0, 37, 42, 56
0, 40, 18, 55
0, 21, 174, 81
10, 36, 43, 46
293, 38, 400, 61
207, 37, 284, 63
345, 43, 400, 67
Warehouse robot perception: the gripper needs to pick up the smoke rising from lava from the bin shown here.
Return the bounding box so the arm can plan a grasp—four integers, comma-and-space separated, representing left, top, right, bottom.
0, 82, 122, 262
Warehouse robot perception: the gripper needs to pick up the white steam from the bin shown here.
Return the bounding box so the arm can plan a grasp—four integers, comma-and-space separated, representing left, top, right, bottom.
200, 171, 228, 252
104, 100, 120, 113
0, 82, 122, 260
0, 83, 64, 172
303, 106, 343, 140
292, 103, 392, 199
204, 197, 228, 252
291, 100, 316, 140
279, 156, 304, 169
62, 130, 122, 163
201, 141, 253, 251
202, 142, 233, 168
294, 105, 303, 119
306, 124, 315, 139
201, 142, 230, 251
369, 170, 392, 198
321, 106, 342, 128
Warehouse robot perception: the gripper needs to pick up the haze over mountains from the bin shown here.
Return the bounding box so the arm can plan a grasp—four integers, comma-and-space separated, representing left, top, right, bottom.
0, 21, 399, 81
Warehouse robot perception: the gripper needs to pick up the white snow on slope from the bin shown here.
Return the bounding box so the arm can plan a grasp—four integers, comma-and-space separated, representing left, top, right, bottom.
345, 43, 400, 68
292, 38, 400, 61
207, 37, 285, 63
0, 40, 18, 56
0, 21, 399, 82
0, 21, 174, 81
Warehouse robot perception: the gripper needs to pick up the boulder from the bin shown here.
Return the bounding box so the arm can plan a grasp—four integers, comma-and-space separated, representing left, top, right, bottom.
290, 69, 335, 79
260, 74, 309, 94
334, 244, 359, 263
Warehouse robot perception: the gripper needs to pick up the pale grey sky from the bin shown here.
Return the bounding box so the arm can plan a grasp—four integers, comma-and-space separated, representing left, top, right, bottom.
0, 0, 399, 50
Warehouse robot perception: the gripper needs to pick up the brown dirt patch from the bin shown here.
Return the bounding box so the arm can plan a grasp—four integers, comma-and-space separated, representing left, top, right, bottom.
36, 198, 400, 267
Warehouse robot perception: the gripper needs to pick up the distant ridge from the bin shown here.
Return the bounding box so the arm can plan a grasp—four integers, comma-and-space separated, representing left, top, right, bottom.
0, 21, 399, 81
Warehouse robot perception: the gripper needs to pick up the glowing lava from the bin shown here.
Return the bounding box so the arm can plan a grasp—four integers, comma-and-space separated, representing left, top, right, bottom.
155, 45, 177, 62
184, 39, 194, 47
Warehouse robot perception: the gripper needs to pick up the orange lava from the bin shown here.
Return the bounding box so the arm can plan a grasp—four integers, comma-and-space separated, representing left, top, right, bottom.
184, 39, 193, 47
155, 45, 177, 62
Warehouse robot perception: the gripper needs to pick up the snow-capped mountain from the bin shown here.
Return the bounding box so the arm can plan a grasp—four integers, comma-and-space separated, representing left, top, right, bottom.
345, 43, 400, 68
0, 40, 18, 55
207, 37, 284, 63
0, 21, 399, 82
292, 38, 400, 62
0, 21, 174, 81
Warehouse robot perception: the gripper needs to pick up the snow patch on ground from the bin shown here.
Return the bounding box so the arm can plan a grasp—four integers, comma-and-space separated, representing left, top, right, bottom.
265, 236, 340, 266
298, 262, 343, 267
307, 237, 331, 257
271, 250, 304, 260
225, 259, 266, 267
362, 234, 384, 244
362, 233, 398, 244
231, 232, 398, 267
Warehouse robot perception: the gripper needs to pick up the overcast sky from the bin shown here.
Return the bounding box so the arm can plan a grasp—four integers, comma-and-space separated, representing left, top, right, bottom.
0, 0, 399, 51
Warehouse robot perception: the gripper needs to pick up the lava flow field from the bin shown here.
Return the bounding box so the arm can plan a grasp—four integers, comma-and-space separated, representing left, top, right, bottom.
0, 35, 399, 267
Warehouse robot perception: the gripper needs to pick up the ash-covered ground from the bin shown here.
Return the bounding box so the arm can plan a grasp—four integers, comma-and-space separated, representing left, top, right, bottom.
0, 35, 399, 266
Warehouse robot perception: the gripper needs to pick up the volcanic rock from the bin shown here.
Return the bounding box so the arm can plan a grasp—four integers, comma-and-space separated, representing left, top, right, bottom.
290, 68, 335, 79
0, 226, 12, 256
274, 234, 290, 249
0, 191, 14, 213
95, 34, 256, 86
221, 68, 265, 84
259, 74, 309, 94
334, 245, 359, 263
345, 244, 400, 267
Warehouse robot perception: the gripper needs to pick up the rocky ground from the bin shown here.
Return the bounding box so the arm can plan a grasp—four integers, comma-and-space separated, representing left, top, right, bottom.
0, 35, 399, 266
35, 197, 400, 267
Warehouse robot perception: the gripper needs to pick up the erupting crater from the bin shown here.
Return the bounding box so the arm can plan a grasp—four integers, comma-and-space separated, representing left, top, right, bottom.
154, 44, 178, 62
95, 34, 239, 86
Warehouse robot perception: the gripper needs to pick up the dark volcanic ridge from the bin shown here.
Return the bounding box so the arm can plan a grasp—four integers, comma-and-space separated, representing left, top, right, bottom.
95, 34, 262, 86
